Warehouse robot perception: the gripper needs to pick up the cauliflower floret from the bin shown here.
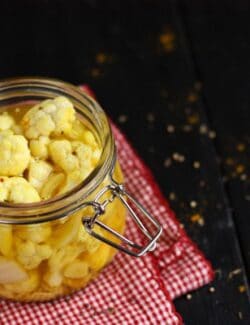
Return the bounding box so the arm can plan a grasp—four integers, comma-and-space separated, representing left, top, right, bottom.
65, 119, 99, 148
40, 172, 65, 200
4, 270, 40, 294
11, 124, 23, 135
0, 134, 31, 176
15, 224, 51, 244
44, 244, 85, 287
49, 139, 100, 194
21, 96, 75, 139
16, 239, 52, 270
0, 113, 15, 131
49, 140, 79, 173
0, 177, 40, 203
28, 159, 53, 192
29, 136, 50, 159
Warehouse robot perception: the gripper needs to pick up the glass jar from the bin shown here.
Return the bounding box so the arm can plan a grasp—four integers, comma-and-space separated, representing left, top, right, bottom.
0, 77, 162, 302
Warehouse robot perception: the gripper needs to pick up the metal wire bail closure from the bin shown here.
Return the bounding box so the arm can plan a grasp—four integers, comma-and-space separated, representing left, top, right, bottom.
82, 176, 163, 257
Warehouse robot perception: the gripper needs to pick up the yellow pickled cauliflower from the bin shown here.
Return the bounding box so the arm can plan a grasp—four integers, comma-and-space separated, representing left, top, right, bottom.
0, 134, 31, 176
0, 177, 40, 203
16, 239, 52, 270
21, 96, 75, 139
49, 140, 101, 193
0, 113, 15, 131
29, 136, 50, 159
28, 159, 53, 192
49, 140, 79, 173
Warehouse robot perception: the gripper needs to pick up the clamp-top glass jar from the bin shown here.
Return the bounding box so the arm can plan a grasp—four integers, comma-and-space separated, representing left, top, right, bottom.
0, 77, 162, 302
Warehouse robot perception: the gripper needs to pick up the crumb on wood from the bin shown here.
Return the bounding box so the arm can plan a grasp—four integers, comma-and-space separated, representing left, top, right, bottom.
118, 115, 128, 124
236, 143, 246, 152
90, 67, 102, 78
190, 213, 204, 226
238, 285, 246, 293
164, 158, 172, 168
159, 30, 176, 53
209, 286, 215, 293
187, 114, 200, 125
169, 192, 176, 201
166, 124, 175, 133
193, 161, 201, 169
146, 112, 155, 123
190, 200, 197, 208
172, 152, 185, 162
228, 268, 242, 280
187, 92, 198, 103
236, 164, 245, 174
238, 311, 243, 320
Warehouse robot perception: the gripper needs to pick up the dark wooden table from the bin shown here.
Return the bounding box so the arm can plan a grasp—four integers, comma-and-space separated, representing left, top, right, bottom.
0, 1, 250, 323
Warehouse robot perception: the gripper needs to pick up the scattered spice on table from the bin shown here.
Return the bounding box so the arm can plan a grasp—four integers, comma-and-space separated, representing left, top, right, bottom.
236, 143, 246, 152
118, 115, 128, 124
169, 192, 176, 201
208, 130, 216, 139
190, 213, 204, 226
187, 92, 198, 103
228, 268, 242, 280
238, 285, 246, 293
190, 200, 197, 208
164, 158, 172, 168
209, 286, 215, 293
159, 29, 176, 53
193, 161, 201, 169
146, 112, 155, 123
166, 124, 175, 133
172, 152, 185, 162
199, 124, 208, 134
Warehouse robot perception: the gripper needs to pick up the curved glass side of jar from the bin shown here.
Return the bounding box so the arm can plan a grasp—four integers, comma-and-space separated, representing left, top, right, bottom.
0, 162, 126, 302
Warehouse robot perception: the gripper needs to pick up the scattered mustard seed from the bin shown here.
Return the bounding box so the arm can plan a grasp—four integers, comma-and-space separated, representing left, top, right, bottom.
193, 161, 201, 169
199, 124, 208, 134
236, 143, 246, 152
236, 164, 245, 174
238, 285, 246, 293
164, 158, 172, 168
187, 114, 199, 125
118, 115, 128, 124
209, 287, 215, 293
238, 311, 243, 320
187, 92, 198, 103
172, 152, 185, 162
146, 113, 155, 123
240, 174, 247, 181
191, 213, 204, 226
90, 68, 102, 78
166, 124, 175, 133
228, 268, 242, 280
190, 200, 197, 208
96, 53, 108, 64
182, 124, 193, 133
208, 130, 216, 139
159, 30, 176, 52
169, 192, 176, 201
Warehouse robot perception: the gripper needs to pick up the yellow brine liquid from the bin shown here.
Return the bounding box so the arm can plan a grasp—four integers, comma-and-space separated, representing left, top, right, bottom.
0, 97, 126, 301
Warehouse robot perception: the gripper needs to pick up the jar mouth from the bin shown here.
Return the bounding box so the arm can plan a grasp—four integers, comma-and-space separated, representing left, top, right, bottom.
0, 77, 115, 224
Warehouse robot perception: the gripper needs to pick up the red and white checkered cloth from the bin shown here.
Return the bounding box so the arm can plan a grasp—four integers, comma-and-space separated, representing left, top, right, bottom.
0, 86, 214, 325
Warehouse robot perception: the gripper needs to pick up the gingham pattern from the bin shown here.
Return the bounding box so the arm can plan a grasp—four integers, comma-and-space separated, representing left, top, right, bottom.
0, 86, 214, 325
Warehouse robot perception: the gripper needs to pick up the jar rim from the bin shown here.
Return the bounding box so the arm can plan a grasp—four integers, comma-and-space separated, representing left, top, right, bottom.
0, 77, 115, 224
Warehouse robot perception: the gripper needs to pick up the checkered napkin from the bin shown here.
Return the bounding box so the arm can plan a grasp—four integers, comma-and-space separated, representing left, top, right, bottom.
0, 86, 214, 325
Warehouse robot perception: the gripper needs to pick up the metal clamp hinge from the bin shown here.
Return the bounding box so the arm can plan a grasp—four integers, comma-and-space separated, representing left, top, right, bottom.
82, 182, 162, 257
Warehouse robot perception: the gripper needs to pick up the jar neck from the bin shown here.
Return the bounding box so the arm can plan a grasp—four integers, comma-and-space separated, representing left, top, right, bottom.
0, 77, 115, 224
